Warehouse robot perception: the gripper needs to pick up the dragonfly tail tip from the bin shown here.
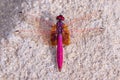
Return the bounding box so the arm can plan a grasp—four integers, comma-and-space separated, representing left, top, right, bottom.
58, 68, 62, 72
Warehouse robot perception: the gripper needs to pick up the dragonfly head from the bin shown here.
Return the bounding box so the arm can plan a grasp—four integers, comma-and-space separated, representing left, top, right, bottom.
56, 15, 65, 21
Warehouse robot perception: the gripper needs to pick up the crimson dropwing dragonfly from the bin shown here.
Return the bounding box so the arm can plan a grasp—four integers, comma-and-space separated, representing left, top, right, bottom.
16, 10, 105, 72
51, 15, 70, 71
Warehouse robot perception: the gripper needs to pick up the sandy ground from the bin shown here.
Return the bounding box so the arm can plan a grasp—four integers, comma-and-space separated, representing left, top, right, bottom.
0, 0, 120, 80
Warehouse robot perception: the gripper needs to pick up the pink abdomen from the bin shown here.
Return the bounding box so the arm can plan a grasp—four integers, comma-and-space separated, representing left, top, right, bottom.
57, 34, 63, 71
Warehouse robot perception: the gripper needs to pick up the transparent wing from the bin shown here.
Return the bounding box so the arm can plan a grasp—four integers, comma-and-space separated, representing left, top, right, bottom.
65, 10, 102, 27
15, 12, 54, 45
64, 10, 104, 44
69, 27, 105, 44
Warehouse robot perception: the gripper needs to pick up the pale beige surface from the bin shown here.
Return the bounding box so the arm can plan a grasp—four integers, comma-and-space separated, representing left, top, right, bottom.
0, 0, 120, 80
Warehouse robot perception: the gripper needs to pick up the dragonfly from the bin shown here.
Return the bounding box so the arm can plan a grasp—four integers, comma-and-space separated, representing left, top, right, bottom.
15, 10, 104, 72
50, 15, 70, 71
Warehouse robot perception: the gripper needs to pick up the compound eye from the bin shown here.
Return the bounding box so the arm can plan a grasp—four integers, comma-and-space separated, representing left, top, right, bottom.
61, 16, 64, 21
56, 16, 60, 20
56, 15, 65, 21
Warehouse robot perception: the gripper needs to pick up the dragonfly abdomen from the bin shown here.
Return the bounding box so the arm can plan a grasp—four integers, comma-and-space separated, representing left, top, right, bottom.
57, 33, 63, 71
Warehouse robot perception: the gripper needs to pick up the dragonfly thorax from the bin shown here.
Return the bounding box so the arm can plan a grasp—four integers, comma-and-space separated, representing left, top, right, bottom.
57, 21, 63, 34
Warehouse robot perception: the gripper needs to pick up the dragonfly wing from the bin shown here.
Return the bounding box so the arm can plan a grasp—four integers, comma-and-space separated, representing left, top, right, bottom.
62, 24, 70, 46
51, 25, 57, 46
69, 27, 105, 43
17, 12, 53, 45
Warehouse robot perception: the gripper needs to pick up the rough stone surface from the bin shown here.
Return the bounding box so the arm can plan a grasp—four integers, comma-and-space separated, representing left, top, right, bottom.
0, 0, 120, 80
